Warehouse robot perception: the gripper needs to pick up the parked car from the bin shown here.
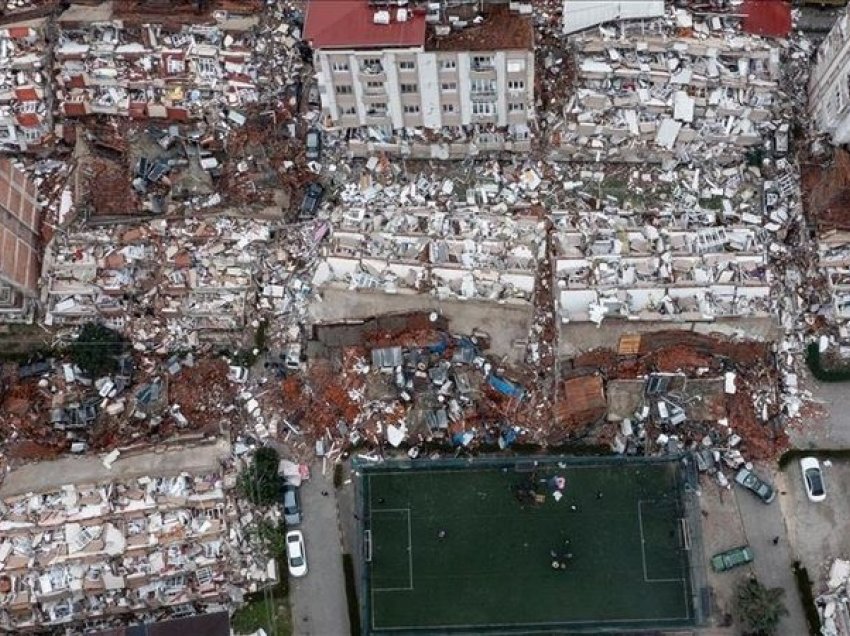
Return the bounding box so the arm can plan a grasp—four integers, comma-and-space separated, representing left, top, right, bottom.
305, 128, 322, 161
299, 182, 325, 218
227, 365, 249, 384
800, 456, 826, 502
306, 83, 320, 107
286, 530, 307, 577
711, 545, 754, 573
284, 343, 302, 371
734, 467, 776, 504
282, 484, 302, 525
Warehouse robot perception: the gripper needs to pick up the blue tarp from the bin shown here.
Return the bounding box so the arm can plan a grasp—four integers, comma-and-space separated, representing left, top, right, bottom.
488, 375, 525, 400
424, 333, 449, 354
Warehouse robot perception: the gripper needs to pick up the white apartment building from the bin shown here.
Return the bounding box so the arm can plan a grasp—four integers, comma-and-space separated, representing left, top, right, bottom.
304, 0, 535, 152
810, 7, 850, 145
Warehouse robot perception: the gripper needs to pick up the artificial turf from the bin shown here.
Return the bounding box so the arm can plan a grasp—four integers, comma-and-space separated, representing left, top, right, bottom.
363, 459, 694, 633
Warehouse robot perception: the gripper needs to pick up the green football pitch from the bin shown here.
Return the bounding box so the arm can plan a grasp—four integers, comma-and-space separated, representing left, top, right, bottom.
360, 459, 696, 633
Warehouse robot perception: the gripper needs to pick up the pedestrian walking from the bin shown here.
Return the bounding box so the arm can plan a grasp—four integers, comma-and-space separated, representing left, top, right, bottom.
321, 490, 328, 497
772, 536, 779, 545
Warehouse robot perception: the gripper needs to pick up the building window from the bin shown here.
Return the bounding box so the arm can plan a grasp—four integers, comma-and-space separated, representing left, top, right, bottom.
508, 80, 525, 91
441, 82, 457, 92
472, 55, 493, 71
507, 59, 526, 73
403, 104, 420, 114
471, 79, 495, 94
342, 106, 357, 115
367, 103, 387, 116
332, 61, 349, 72
442, 103, 455, 113
335, 85, 353, 95
400, 83, 418, 93
399, 60, 415, 70
508, 102, 525, 112
440, 59, 456, 71
472, 102, 494, 116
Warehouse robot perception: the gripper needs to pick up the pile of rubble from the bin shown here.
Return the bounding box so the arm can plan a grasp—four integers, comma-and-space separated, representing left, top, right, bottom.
0, 351, 241, 460
41, 215, 325, 352
818, 558, 850, 636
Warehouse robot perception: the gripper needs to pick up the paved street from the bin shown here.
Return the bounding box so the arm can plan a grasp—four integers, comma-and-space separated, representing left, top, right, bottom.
782, 457, 850, 579
289, 464, 351, 636
733, 474, 808, 636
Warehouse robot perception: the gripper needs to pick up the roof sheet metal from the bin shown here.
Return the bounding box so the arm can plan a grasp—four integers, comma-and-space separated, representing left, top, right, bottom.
304, 0, 426, 49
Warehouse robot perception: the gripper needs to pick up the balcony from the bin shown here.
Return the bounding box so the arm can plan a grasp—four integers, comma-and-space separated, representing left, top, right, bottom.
366, 106, 388, 118
359, 62, 384, 76
471, 59, 494, 73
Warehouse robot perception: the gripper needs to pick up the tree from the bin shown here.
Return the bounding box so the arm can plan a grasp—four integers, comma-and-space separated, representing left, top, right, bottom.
69, 322, 126, 377
239, 447, 281, 507
735, 577, 788, 636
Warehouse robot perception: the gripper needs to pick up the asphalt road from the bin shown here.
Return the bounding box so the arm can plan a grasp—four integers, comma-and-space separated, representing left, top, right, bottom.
734, 479, 808, 636
289, 463, 351, 636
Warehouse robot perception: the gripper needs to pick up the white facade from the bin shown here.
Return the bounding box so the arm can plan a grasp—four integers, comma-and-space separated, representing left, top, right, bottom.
810, 8, 850, 145
315, 47, 535, 137
562, 0, 665, 34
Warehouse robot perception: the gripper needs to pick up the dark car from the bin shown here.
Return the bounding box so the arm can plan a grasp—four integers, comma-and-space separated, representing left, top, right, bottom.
300, 182, 325, 218
734, 467, 776, 504
711, 545, 753, 573
282, 485, 302, 525
305, 128, 322, 161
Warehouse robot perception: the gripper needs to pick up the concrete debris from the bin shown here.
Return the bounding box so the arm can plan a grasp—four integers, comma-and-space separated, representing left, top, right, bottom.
819, 558, 850, 636
0, 440, 276, 633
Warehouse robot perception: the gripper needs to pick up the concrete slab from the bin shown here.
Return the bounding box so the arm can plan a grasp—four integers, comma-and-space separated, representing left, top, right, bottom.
0, 439, 231, 497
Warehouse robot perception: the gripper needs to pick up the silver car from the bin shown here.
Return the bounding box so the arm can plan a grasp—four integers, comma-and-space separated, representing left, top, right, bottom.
282, 485, 302, 525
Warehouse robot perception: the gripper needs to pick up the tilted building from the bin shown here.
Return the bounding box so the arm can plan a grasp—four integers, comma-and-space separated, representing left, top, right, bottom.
810, 6, 850, 145
0, 158, 41, 323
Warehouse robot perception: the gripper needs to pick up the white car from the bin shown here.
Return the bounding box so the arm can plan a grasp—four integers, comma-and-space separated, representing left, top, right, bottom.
227, 365, 249, 384
800, 457, 826, 503
286, 530, 307, 577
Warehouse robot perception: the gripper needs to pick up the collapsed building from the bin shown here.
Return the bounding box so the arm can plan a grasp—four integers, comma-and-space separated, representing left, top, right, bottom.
0, 18, 52, 152
54, 2, 262, 122
305, 0, 535, 156
0, 442, 277, 633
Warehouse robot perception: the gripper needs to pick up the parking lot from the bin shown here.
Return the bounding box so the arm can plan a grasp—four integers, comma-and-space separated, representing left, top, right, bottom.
697, 466, 808, 635
782, 456, 850, 585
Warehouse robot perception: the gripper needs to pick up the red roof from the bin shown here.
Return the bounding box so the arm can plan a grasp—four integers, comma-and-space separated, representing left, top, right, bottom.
6, 27, 32, 39
62, 102, 87, 117
742, 0, 791, 38
16, 113, 40, 127
15, 87, 39, 102
304, 0, 426, 49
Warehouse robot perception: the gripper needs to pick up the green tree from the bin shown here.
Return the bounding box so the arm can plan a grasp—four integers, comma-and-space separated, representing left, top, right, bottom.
735, 577, 788, 636
239, 447, 281, 506
69, 322, 125, 376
